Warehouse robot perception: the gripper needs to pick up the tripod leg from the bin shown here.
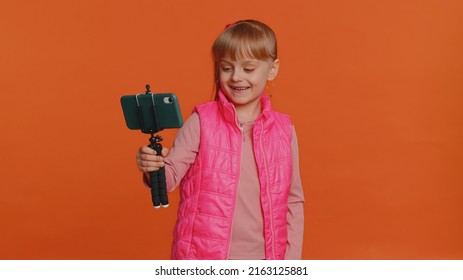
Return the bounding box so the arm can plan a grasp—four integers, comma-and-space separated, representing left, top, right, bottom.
152, 141, 169, 208
149, 135, 162, 208
157, 165, 169, 207
149, 137, 168, 208
150, 171, 161, 208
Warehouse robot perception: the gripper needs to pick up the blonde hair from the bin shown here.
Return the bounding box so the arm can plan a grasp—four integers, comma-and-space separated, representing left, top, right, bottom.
211, 19, 278, 99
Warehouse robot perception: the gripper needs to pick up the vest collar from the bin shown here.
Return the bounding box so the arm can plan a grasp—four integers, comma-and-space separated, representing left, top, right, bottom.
217, 89, 274, 126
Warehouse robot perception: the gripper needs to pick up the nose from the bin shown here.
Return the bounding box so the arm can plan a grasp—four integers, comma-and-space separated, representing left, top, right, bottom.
231, 69, 242, 82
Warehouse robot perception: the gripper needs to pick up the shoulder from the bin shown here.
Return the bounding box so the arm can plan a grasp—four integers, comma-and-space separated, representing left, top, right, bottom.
176, 112, 200, 141
193, 101, 224, 127
269, 110, 293, 138
184, 112, 200, 126
194, 100, 218, 114
273, 111, 292, 124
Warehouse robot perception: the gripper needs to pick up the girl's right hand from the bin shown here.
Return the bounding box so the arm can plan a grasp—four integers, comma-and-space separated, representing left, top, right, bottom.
136, 145, 169, 173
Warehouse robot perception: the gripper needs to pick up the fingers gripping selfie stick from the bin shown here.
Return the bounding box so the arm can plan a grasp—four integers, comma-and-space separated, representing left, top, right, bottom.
137, 85, 168, 208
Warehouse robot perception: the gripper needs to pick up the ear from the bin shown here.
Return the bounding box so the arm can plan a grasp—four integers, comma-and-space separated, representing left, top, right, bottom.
267, 59, 280, 81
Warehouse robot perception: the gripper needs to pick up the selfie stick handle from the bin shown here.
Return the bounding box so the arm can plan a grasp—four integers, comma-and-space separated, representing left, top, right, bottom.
148, 135, 169, 208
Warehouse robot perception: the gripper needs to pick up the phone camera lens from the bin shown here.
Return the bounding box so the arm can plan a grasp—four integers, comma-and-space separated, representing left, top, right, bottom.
163, 97, 174, 104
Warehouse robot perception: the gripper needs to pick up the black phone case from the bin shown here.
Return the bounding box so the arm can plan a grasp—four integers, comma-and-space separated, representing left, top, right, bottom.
120, 93, 183, 131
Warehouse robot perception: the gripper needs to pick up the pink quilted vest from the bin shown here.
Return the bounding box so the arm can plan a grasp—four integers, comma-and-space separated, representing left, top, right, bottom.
171, 90, 293, 259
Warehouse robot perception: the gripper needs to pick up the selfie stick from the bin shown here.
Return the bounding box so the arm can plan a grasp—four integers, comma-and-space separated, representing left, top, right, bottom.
137, 84, 168, 208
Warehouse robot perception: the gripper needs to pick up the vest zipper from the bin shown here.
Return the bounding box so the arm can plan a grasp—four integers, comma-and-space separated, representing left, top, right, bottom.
260, 119, 276, 259
226, 114, 244, 259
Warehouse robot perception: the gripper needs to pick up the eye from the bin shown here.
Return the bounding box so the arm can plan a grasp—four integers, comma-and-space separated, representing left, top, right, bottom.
244, 68, 255, 72
221, 66, 232, 72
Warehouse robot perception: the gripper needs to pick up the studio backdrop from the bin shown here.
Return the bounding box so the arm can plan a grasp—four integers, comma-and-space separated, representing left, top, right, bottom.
1, 0, 462, 259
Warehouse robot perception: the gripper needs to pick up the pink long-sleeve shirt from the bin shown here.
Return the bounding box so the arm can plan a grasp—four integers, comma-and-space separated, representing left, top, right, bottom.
146, 112, 305, 259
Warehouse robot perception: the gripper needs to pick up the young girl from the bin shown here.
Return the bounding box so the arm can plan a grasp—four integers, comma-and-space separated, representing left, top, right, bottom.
136, 19, 304, 260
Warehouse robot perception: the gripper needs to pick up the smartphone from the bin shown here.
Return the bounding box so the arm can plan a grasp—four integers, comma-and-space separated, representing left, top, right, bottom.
120, 93, 183, 132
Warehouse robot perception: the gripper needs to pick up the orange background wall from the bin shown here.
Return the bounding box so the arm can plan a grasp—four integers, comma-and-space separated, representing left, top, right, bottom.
1, 0, 462, 259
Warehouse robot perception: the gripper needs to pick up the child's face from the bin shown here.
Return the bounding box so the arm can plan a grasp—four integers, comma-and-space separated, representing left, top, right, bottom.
219, 56, 279, 108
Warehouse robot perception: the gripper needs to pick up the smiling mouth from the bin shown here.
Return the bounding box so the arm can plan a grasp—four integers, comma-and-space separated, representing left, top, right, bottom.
230, 86, 250, 91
